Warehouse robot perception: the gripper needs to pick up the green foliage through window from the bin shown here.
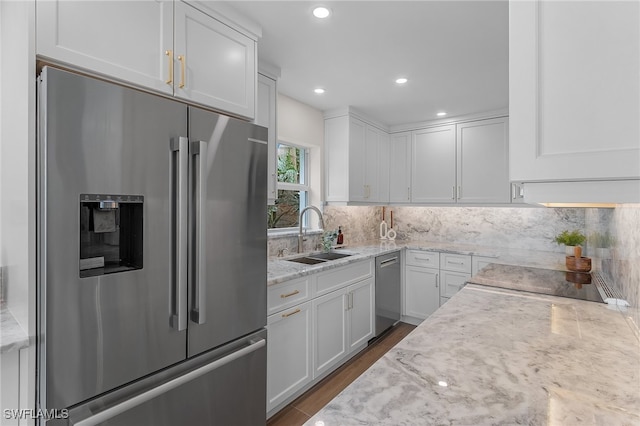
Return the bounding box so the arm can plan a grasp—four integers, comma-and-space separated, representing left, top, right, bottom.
268, 143, 308, 229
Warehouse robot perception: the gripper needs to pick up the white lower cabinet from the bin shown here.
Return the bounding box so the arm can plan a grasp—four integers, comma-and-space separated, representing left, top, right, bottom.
439, 270, 470, 305
472, 255, 496, 275
404, 250, 440, 322
439, 254, 472, 305
347, 278, 375, 352
266, 301, 313, 413
313, 288, 348, 378
405, 265, 440, 320
404, 250, 473, 320
267, 259, 374, 417
313, 277, 374, 378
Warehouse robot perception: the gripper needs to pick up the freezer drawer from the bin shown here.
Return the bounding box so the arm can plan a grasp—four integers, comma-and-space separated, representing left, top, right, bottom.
65, 329, 267, 426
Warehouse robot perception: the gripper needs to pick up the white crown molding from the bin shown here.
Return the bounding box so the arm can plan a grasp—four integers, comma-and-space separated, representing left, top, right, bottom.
323, 106, 390, 132
389, 108, 509, 133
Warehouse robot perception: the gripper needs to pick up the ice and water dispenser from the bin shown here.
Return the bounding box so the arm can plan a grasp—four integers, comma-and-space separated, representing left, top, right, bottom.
79, 194, 143, 277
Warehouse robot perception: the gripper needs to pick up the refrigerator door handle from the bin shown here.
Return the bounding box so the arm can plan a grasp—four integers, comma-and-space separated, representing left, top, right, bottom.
73, 338, 266, 426
191, 140, 207, 324
170, 137, 189, 331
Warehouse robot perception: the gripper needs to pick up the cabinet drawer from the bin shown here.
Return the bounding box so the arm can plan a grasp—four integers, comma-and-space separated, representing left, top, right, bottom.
268, 276, 312, 315
315, 260, 373, 297
440, 253, 472, 273
405, 250, 439, 268
440, 271, 470, 299
472, 255, 497, 275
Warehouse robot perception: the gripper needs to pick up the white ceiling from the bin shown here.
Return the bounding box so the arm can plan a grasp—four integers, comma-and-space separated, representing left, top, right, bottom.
226, 0, 509, 127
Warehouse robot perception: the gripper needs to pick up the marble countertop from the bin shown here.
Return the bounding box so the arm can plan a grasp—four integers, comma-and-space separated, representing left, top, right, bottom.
1, 303, 29, 354
268, 240, 566, 286
305, 284, 640, 425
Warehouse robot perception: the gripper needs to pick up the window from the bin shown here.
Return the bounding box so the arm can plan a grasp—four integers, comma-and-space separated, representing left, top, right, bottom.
268, 143, 309, 229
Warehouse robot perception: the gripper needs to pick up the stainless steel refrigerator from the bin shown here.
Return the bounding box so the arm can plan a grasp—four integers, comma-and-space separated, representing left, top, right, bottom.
37, 67, 267, 425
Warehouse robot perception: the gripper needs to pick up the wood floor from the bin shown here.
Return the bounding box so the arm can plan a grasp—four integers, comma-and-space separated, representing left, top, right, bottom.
266, 322, 416, 426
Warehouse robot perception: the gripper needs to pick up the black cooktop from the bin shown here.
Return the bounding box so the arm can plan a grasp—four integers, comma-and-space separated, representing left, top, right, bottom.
467, 263, 604, 303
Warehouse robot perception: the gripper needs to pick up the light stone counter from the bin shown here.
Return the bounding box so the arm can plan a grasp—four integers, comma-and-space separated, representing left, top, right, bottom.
1, 303, 29, 353
268, 240, 566, 286
305, 284, 640, 425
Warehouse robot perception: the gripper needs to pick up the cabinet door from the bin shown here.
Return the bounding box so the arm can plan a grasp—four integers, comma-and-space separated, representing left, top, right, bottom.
457, 118, 510, 203
174, 1, 256, 118
347, 278, 375, 352
404, 266, 440, 320
365, 126, 389, 203
440, 271, 470, 299
267, 302, 313, 413
313, 289, 348, 378
37, 0, 173, 95
257, 73, 277, 204
389, 132, 412, 203
324, 116, 350, 202
411, 125, 456, 203
347, 118, 368, 202
510, 1, 640, 182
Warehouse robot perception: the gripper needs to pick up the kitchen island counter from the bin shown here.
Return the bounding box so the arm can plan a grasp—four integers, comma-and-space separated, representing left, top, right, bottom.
305, 284, 640, 425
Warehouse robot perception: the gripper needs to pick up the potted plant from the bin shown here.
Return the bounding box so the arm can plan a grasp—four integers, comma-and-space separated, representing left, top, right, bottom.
554, 230, 590, 272
554, 230, 586, 256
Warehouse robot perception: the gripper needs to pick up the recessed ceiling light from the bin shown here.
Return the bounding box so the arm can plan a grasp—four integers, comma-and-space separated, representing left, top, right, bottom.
437, 112, 447, 117
313, 7, 331, 19
395, 78, 408, 84
314, 88, 326, 94
438, 381, 448, 387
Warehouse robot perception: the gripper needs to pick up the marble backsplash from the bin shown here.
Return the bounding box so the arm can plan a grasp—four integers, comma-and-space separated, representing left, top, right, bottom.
586, 204, 640, 336
323, 205, 585, 252
268, 204, 640, 334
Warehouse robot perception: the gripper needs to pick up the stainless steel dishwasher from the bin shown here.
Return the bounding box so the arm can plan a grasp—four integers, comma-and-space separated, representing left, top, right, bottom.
375, 251, 401, 336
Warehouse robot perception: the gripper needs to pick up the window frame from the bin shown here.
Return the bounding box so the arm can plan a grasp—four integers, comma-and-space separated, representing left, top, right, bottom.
268, 141, 311, 232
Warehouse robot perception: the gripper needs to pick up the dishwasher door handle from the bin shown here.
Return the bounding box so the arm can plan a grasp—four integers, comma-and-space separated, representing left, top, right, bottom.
379, 257, 399, 268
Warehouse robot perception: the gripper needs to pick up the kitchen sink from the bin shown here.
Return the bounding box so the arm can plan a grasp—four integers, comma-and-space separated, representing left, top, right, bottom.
286, 251, 354, 265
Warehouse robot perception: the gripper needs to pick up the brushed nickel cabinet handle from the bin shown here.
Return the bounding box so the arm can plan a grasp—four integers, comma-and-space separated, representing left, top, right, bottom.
281, 308, 301, 318
280, 289, 300, 299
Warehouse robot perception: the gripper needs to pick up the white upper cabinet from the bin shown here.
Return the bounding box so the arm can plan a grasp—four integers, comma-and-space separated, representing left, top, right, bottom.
510, 0, 640, 183
389, 132, 411, 203
37, 0, 257, 119
457, 118, 510, 203
174, 1, 255, 118
37, 0, 174, 95
411, 125, 457, 203
256, 73, 278, 204
325, 113, 389, 203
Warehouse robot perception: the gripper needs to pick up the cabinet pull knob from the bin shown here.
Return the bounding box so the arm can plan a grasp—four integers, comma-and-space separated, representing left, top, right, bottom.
177, 54, 186, 89
281, 308, 301, 318
435, 273, 439, 288
165, 50, 173, 85
407, 187, 410, 200
280, 289, 300, 299
448, 261, 465, 265
452, 186, 456, 200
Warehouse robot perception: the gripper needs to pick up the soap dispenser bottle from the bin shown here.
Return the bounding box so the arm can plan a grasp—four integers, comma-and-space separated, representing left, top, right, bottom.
337, 226, 344, 245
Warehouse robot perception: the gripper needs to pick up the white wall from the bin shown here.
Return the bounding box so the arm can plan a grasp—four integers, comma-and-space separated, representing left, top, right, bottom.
0, 0, 36, 333
276, 93, 324, 210
0, 0, 37, 418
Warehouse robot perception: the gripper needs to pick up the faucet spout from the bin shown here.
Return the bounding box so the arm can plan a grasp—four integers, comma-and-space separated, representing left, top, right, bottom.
298, 205, 325, 253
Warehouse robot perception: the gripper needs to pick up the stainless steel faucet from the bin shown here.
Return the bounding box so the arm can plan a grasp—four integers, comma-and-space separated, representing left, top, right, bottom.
298, 205, 325, 253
